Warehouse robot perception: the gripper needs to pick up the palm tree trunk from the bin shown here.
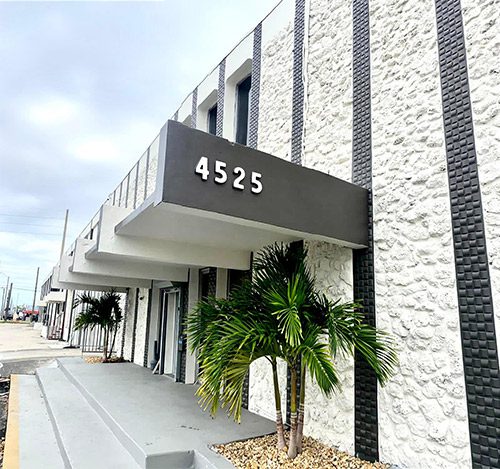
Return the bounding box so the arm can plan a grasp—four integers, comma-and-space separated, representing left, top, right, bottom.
109, 325, 117, 360
271, 359, 286, 451
102, 328, 108, 362
296, 362, 306, 453
287, 367, 298, 459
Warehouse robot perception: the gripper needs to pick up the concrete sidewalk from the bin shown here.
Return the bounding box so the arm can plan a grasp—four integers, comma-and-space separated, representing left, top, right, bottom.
5, 357, 275, 468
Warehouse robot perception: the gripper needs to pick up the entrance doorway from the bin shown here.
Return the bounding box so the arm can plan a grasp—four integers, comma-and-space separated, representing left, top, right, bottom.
157, 288, 181, 379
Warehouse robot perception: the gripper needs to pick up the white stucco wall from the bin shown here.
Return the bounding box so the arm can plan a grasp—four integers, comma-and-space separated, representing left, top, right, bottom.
370, 0, 471, 467
462, 0, 500, 347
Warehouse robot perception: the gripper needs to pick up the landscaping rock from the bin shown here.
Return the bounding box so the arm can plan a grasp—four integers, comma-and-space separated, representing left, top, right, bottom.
213, 433, 389, 468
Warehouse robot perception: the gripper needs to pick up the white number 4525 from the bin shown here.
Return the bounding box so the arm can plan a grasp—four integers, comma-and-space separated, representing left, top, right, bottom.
195, 156, 263, 194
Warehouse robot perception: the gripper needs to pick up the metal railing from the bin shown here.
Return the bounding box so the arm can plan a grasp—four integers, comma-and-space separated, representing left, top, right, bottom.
66, 132, 161, 255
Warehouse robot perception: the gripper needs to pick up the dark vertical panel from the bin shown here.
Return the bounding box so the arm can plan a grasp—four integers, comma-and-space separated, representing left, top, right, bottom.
130, 288, 139, 363
143, 285, 153, 368
178, 284, 189, 383
120, 289, 129, 358
352, 0, 378, 461
248, 23, 262, 150
290, 0, 306, 165
208, 105, 218, 136
235, 76, 252, 145
216, 60, 226, 138
435, 1, 500, 467
191, 88, 198, 128
228, 268, 252, 409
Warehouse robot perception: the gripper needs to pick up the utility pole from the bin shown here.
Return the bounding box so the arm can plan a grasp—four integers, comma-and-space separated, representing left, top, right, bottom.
5, 282, 12, 318
1, 276, 9, 319
32, 266, 40, 319
59, 209, 69, 260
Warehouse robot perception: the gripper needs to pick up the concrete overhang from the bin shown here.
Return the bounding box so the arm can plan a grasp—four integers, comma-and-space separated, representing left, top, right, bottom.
57, 258, 150, 290
44, 291, 66, 303
115, 121, 368, 255
70, 238, 189, 282
90, 204, 251, 270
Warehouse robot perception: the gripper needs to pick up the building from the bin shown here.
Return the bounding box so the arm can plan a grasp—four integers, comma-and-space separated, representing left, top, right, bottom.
39, 0, 500, 467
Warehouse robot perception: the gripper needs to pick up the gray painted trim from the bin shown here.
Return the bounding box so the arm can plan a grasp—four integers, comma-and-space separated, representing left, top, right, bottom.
191, 88, 198, 129
435, 1, 500, 467
290, 0, 305, 165
216, 60, 225, 138
173, 111, 178, 121
248, 23, 262, 150
352, 0, 379, 462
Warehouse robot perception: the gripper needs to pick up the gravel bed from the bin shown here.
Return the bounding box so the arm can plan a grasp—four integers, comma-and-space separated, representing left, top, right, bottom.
84, 356, 126, 364
213, 433, 389, 469
0, 377, 10, 468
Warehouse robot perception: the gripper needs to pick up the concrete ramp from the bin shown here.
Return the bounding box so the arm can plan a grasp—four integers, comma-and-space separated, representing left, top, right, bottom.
5, 358, 275, 468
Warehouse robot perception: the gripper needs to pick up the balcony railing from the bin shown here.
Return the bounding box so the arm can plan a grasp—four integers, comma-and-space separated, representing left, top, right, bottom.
67, 131, 161, 256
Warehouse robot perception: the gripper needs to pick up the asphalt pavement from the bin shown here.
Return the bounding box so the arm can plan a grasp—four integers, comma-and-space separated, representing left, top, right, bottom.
0, 322, 81, 377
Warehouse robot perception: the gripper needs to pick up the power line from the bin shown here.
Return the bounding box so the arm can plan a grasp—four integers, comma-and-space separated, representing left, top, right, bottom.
0, 221, 62, 228
0, 229, 61, 236
0, 213, 64, 220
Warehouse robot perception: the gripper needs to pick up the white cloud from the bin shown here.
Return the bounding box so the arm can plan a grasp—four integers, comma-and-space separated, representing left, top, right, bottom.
25, 96, 81, 127
70, 137, 122, 163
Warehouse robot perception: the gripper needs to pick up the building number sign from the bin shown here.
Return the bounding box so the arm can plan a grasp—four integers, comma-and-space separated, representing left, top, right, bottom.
195, 156, 263, 194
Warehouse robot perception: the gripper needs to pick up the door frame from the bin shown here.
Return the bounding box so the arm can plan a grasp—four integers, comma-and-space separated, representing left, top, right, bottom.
157, 286, 181, 378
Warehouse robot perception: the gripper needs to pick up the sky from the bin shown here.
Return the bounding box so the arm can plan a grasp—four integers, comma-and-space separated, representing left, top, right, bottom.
0, 0, 278, 307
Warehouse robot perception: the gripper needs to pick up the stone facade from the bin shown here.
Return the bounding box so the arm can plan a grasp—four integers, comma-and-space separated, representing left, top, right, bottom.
132, 287, 150, 366
304, 241, 355, 453
370, 0, 471, 466
249, 357, 288, 422
249, 6, 295, 421
462, 0, 500, 347
257, 21, 294, 161
122, 289, 136, 361
304, 0, 353, 182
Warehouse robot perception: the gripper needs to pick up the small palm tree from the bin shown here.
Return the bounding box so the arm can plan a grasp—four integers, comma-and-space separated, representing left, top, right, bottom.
74, 290, 123, 362
187, 243, 398, 459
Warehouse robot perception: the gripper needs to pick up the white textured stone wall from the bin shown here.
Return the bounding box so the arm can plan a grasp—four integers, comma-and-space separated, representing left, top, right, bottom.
133, 287, 150, 366
462, 0, 500, 347
301, 0, 356, 453
304, 0, 353, 182
249, 357, 288, 421
249, 3, 294, 420
370, 0, 471, 467
304, 241, 355, 453
257, 20, 293, 160
122, 289, 136, 361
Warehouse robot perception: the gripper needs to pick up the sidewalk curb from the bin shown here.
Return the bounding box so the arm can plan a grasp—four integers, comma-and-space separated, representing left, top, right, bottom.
3, 375, 19, 469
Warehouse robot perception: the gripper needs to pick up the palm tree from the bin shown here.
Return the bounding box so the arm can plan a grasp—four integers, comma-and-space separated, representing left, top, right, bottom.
74, 290, 123, 362
187, 243, 398, 459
